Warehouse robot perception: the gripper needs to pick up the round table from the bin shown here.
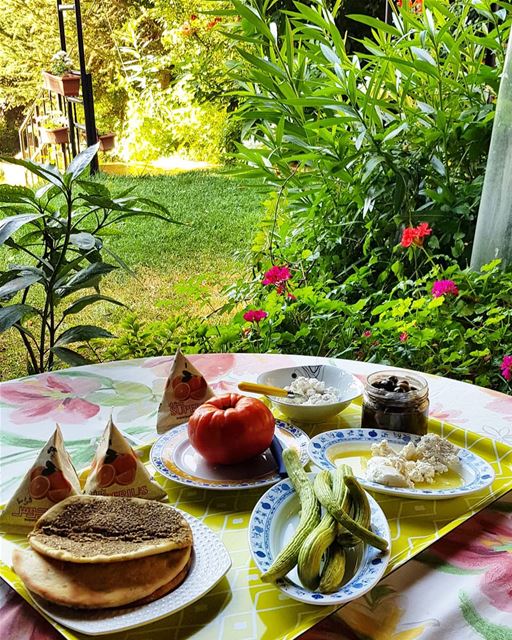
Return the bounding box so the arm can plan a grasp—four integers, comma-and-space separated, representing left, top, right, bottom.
1, 354, 511, 640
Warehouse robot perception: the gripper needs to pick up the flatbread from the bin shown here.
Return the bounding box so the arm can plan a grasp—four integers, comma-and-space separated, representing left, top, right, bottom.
124, 559, 191, 607
29, 495, 193, 563
12, 546, 191, 609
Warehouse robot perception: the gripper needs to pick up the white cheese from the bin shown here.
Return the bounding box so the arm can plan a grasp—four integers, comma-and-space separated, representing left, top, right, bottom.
281, 376, 341, 405
366, 434, 459, 488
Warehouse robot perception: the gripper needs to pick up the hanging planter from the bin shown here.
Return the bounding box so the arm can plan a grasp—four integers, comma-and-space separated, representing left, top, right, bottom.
40, 126, 70, 145
42, 51, 80, 97
98, 133, 116, 151
42, 71, 80, 97
37, 113, 70, 145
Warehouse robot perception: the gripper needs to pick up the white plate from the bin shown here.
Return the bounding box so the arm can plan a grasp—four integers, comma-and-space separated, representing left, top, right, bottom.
308, 428, 495, 500
249, 474, 391, 605
26, 510, 231, 636
150, 420, 310, 490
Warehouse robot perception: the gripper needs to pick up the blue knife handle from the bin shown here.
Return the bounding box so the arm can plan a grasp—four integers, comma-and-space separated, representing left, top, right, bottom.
270, 435, 287, 478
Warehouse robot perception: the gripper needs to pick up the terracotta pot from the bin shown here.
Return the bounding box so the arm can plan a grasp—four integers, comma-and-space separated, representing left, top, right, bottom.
98, 133, 116, 151
40, 127, 69, 145
42, 71, 80, 97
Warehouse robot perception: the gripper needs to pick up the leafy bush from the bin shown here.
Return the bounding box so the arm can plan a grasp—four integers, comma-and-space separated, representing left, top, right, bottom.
0, 146, 179, 374
107, 259, 511, 393
227, 0, 510, 282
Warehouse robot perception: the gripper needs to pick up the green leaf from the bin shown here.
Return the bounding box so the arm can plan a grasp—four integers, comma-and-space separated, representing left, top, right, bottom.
0, 273, 43, 298
69, 232, 97, 250
55, 324, 115, 346
65, 143, 100, 180
0, 157, 64, 187
0, 304, 38, 332
51, 346, 93, 367
347, 14, 401, 37
0, 185, 36, 204
56, 262, 117, 297
63, 294, 125, 317
411, 47, 437, 67
0, 213, 43, 246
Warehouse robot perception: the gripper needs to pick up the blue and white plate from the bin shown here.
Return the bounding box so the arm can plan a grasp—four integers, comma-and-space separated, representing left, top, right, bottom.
308, 429, 495, 500
248, 473, 391, 605
150, 420, 310, 490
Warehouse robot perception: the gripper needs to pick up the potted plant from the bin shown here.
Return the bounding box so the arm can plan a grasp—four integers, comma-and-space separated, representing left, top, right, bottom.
42, 51, 80, 97
37, 113, 69, 145
98, 132, 116, 151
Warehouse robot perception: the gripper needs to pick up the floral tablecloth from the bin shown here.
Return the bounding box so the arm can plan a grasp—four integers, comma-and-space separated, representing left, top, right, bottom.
0, 353, 510, 640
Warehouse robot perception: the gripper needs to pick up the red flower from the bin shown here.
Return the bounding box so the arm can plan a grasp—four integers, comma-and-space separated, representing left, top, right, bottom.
362, 330, 372, 338
399, 332, 408, 342
400, 222, 432, 248
190, 14, 198, 20
243, 309, 268, 323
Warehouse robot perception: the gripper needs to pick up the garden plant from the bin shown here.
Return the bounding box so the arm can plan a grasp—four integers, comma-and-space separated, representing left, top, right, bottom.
0, 145, 180, 373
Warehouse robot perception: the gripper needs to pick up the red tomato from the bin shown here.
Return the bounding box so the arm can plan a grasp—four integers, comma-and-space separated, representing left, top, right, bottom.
188, 393, 275, 465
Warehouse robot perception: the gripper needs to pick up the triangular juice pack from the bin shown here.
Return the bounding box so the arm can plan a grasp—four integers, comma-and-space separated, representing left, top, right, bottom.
156, 349, 215, 434
85, 418, 166, 500
0, 425, 81, 530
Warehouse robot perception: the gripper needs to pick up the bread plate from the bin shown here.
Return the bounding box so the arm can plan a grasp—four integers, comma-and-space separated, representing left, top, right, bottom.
19, 510, 231, 636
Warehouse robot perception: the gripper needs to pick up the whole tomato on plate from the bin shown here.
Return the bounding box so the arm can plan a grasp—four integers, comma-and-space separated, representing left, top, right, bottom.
188, 393, 275, 465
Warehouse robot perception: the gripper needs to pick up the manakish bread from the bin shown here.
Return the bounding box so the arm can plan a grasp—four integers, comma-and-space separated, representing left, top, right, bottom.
12, 546, 192, 609
123, 559, 191, 607
29, 495, 193, 563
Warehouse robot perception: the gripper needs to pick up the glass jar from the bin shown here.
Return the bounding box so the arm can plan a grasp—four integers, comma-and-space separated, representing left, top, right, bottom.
361, 370, 429, 435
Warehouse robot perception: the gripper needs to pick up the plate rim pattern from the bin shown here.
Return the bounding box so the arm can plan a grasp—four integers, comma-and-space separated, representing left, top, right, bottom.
307, 428, 495, 499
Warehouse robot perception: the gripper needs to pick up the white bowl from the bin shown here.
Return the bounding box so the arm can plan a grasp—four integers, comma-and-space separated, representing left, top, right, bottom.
257, 364, 363, 423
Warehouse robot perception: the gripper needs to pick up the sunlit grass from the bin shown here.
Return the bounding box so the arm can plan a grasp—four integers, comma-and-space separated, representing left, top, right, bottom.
0, 169, 264, 380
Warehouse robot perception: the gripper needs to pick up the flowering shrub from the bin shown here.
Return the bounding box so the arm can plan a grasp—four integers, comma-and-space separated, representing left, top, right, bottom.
431, 280, 459, 299
228, 0, 510, 283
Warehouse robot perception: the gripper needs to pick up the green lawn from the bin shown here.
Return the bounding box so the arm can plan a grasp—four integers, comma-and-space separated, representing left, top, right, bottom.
0, 169, 264, 380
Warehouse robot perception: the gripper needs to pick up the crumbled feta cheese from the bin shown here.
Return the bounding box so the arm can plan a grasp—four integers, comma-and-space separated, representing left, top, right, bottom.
371, 440, 396, 458
366, 456, 411, 488
366, 433, 459, 488
280, 376, 341, 405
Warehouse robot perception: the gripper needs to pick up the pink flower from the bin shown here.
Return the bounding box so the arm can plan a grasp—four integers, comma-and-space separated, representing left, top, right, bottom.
501, 355, 512, 381
427, 507, 512, 612
362, 330, 372, 338
432, 279, 459, 298
262, 265, 291, 286
243, 309, 268, 323
0, 374, 101, 424
399, 332, 408, 342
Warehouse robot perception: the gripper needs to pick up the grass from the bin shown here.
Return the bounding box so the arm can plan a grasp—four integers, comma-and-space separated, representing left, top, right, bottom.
0, 169, 264, 380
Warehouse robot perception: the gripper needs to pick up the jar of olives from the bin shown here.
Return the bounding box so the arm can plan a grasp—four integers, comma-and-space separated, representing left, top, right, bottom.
361, 370, 429, 435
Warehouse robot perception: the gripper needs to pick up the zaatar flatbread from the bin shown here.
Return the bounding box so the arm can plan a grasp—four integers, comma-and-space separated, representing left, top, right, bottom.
12, 546, 191, 609
29, 495, 193, 563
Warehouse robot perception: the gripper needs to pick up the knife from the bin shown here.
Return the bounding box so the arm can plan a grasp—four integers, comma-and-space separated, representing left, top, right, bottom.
270, 435, 287, 478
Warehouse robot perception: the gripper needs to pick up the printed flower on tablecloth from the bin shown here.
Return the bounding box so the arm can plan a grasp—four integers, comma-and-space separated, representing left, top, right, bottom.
141, 353, 237, 381
324, 585, 431, 640
420, 506, 512, 612
428, 403, 467, 424
0, 374, 101, 424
